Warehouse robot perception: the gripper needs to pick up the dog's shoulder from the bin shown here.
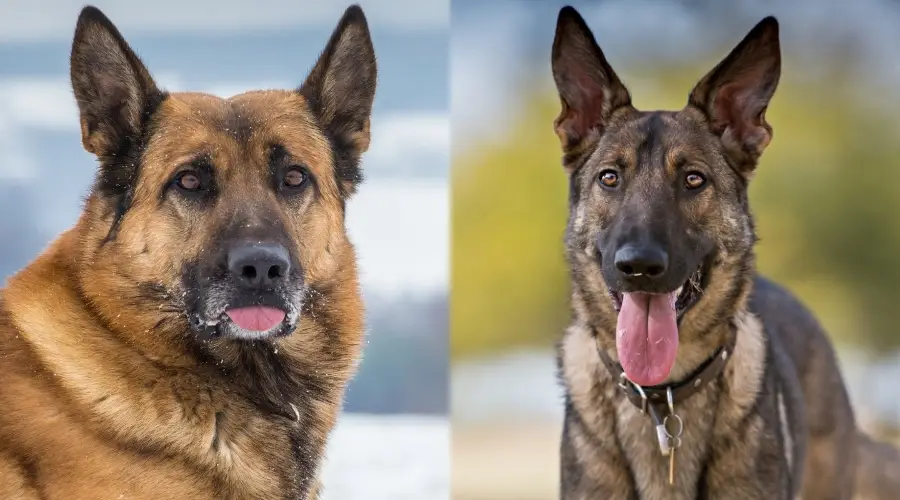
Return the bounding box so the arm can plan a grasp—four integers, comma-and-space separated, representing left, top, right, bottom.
0, 291, 45, 382
749, 274, 834, 372
0, 293, 14, 353
0, 289, 67, 467
750, 275, 818, 325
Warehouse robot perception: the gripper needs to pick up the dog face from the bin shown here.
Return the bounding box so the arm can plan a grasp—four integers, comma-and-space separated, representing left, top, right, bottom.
552, 7, 780, 385
70, 6, 375, 343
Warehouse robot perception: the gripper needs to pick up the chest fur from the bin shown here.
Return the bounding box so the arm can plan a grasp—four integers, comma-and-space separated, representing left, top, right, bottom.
560, 311, 772, 499
613, 387, 720, 499
210, 410, 308, 499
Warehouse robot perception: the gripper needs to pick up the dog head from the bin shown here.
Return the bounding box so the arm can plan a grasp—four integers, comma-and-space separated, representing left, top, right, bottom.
552, 7, 780, 385
70, 5, 375, 344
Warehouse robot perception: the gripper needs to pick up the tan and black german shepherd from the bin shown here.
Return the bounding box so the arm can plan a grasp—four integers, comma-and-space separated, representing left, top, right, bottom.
0, 4, 375, 499
551, 6, 900, 499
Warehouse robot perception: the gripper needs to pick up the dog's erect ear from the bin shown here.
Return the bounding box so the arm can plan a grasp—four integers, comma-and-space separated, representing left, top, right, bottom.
70, 6, 159, 159
299, 5, 377, 197
551, 6, 631, 159
689, 16, 781, 172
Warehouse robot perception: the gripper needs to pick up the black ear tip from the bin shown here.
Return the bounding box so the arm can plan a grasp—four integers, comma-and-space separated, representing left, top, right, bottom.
557, 6, 582, 25
755, 16, 780, 36
76, 5, 110, 27
74, 5, 120, 42
555, 5, 590, 41
341, 4, 368, 26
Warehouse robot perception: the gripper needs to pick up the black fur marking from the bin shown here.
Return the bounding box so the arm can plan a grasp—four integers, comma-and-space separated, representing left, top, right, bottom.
723, 152, 751, 190
329, 130, 364, 201
98, 90, 168, 242
560, 395, 638, 499
559, 401, 586, 492
134, 281, 170, 301
697, 250, 754, 338
209, 341, 333, 422
562, 146, 594, 172
160, 153, 219, 206
635, 113, 665, 169
222, 100, 254, 144
298, 5, 376, 201
11, 452, 40, 495
299, 97, 365, 203
211, 411, 223, 452
568, 172, 582, 209
299, 98, 365, 197
269, 144, 319, 200
290, 415, 319, 497
696, 452, 712, 499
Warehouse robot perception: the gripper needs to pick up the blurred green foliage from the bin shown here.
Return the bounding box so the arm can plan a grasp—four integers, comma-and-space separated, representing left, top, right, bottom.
452, 59, 900, 360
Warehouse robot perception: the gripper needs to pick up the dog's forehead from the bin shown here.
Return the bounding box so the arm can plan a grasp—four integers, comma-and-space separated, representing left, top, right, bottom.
594, 111, 713, 167
147, 91, 333, 175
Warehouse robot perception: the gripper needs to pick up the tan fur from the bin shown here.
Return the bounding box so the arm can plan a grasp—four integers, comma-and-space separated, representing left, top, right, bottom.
561, 311, 768, 499
0, 5, 376, 499
552, 8, 900, 500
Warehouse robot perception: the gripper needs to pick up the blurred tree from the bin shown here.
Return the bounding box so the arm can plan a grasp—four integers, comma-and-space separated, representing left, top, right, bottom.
451, 98, 570, 358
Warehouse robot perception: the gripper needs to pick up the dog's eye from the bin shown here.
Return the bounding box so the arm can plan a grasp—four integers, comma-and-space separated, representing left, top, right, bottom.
598, 170, 619, 188
684, 172, 706, 190
175, 172, 202, 192
283, 167, 307, 189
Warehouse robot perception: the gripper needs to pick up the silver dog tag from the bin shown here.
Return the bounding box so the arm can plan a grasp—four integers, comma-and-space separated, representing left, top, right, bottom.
656, 424, 672, 456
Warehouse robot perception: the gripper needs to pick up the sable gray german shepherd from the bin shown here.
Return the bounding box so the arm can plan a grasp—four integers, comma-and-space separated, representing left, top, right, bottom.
551, 6, 900, 499
0, 5, 374, 499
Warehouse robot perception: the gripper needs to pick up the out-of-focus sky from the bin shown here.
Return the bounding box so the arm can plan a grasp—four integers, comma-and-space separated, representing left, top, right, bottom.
0, 0, 449, 415
452, 0, 900, 154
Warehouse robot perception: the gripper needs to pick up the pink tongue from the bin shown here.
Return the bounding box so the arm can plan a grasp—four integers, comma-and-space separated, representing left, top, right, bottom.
616, 292, 679, 386
225, 306, 286, 332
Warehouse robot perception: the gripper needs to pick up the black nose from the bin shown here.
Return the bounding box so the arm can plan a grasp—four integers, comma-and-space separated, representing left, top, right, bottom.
227, 243, 291, 289
614, 244, 668, 279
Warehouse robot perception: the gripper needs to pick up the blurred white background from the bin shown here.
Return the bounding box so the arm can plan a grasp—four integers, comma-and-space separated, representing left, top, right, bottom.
0, 1, 449, 498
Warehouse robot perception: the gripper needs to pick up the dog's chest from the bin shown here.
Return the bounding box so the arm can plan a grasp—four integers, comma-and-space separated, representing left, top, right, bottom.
212, 412, 311, 500
613, 389, 718, 500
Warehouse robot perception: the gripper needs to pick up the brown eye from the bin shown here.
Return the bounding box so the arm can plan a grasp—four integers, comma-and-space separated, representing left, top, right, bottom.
175, 172, 202, 191
598, 170, 619, 188
685, 172, 706, 190
284, 167, 307, 188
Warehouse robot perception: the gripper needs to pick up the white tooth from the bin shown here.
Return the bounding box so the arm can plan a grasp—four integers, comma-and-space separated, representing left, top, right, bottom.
676, 285, 684, 296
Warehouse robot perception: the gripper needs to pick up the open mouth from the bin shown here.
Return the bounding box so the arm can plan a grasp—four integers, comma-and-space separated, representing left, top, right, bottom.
189, 303, 296, 342
607, 261, 709, 318
223, 306, 287, 332
605, 257, 712, 387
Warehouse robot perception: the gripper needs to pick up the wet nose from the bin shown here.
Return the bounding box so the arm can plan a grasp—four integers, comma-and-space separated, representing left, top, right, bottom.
227, 243, 291, 290
614, 244, 668, 279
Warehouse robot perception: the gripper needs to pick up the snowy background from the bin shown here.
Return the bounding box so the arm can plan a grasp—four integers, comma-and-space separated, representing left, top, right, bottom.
0, 1, 449, 498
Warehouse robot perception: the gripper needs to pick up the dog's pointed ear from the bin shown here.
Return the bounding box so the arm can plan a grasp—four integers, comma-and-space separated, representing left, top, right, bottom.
70, 6, 159, 159
551, 6, 632, 160
299, 5, 377, 197
688, 16, 781, 172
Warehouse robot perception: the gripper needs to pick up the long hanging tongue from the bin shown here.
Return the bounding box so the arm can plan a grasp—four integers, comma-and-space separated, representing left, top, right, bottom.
616, 292, 679, 386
